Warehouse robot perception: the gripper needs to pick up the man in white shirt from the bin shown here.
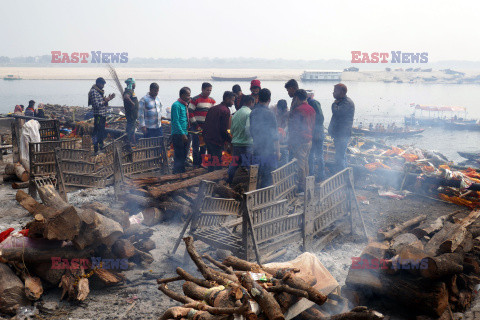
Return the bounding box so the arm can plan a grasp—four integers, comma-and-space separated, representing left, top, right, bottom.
138, 83, 165, 138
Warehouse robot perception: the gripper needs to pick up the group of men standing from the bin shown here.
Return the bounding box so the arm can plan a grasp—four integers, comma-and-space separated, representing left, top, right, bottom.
88, 77, 355, 190
88, 77, 165, 154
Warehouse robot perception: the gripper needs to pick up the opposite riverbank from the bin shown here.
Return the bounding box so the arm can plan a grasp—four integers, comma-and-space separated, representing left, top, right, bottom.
1, 67, 480, 83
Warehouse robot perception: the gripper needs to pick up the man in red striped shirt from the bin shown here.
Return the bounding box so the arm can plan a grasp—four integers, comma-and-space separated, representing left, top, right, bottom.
188, 82, 216, 166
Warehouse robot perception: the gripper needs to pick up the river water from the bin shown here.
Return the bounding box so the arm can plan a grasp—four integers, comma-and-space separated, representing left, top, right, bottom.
1, 79, 479, 162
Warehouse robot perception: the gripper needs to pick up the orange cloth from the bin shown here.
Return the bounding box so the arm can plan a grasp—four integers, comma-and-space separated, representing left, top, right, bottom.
439, 194, 478, 209
401, 153, 418, 162
365, 162, 391, 171
384, 146, 404, 156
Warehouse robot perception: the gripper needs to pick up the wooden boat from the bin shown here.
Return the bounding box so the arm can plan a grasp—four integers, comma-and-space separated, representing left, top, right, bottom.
211, 76, 257, 81
444, 121, 480, 131
458, 151, 480, 161
352, 127, 425, 138
3, 75, 22, 80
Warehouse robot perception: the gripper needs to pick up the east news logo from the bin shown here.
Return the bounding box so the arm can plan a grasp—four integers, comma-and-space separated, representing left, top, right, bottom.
351, 51, 428, 63
51, 51, 128, 63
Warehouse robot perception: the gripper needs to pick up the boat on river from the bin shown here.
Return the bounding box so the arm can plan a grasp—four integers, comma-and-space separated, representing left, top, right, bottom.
444, 121, 480, 131
458, 151, 480, 161
211, 76, 257, 81
3, 75, 22, 80
404, 104, 478, 129
352, 127, 425, 138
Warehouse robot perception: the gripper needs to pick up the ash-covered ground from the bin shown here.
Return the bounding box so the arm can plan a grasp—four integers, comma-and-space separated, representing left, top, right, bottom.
0, 155, 474, 320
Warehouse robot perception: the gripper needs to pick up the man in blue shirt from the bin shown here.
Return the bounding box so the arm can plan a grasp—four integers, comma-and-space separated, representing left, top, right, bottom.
249, 88, 280, 188
170, 87, 191, 173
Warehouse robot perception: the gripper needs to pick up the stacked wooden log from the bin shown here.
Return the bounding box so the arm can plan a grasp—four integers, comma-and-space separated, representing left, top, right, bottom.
0, 185, 156, 313
3, 162, 29, 186
157, 237, 384, 320
123, 169, 237, 225
127, 168, 227, 199
344, 210, 480, 318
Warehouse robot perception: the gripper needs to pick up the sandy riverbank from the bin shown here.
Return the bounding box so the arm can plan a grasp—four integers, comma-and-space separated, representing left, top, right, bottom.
0, 67, 303, 81
1, 67, 480, 83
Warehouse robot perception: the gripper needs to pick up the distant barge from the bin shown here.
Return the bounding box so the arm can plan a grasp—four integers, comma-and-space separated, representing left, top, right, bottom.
211, 76, 257, 81
3, 75, 22, 80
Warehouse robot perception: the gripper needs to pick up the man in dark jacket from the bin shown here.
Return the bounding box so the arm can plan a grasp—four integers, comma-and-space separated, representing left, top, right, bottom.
328, 83, 355, 172
203, 91, 234, 172
35, 103, 46, 118
25, 100, 35, 117
288, 89, 316, 192
285, 80, 325, 181
88, 77, 115, 154
123, 78, 138, 150
250, 88, 279, 188
306, 90, 325, 182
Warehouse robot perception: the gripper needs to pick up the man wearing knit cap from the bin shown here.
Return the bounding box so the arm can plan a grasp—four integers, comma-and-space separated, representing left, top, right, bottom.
123, 78, 139, 150
328, 83, 355, 172
250, 79, 261, 104
35, 103, 46, 118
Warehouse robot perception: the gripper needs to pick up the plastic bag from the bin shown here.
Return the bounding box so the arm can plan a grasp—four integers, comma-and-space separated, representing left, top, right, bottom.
19, 120, 41, 171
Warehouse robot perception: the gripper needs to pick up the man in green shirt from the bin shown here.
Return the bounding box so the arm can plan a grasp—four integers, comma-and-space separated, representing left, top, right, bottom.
171, 87, 191, 173
227, 95, 255, 184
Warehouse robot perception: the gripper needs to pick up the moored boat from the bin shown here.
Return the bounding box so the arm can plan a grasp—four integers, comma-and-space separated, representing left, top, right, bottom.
3, 75, 22, 80
458, 151, 480, 161
444, 121, 480, 131
352, 127, 425, 138
211, 76, 257, 81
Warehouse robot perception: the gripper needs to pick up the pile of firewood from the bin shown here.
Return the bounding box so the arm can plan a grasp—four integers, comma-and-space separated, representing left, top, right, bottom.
128, 168, 229, 198
156, 237, 384, 320
3, 162, 29, 189
123, 169, 238, 225
344, 210, 480, 318
0, 184, 155, 315
42, 104, 90, 121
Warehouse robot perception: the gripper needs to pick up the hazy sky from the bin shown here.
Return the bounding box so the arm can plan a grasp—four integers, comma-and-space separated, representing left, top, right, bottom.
1, 0, 478, 61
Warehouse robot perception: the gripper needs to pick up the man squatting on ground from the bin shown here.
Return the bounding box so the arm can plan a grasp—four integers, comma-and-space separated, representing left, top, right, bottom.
88, 77, 115, 154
